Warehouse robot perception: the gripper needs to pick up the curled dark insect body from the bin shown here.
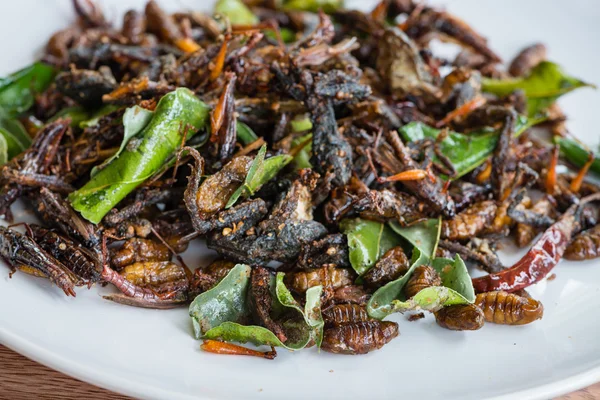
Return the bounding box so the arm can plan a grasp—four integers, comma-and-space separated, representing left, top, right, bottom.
435, 304, 485, 331
362, 246, 410, 289
404, 265, 442, 298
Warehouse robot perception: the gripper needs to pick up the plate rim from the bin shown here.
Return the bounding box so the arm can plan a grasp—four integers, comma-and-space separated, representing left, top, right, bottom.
3, 325, 600, 400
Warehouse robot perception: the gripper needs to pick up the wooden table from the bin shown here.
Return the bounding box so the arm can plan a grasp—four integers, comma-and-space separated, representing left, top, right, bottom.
1, 345, 598, 399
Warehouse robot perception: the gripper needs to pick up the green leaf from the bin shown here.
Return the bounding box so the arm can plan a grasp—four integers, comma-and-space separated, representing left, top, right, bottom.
555, 137, 600, 176
69, 88, 210, 224
282, 0, 343, 13
236, 121, 258, 145
0, 62, 57, 117
265, 27, 297, 44
0, 112, 31, 159
290, 115, 313, 133
430, 255, 475, 303
189, 264, 252, 338
368, 254, 474, 318
226, 144, 292, 208
482, 61, 594, 116
50, 106, 91, 127
204, 322, 287, 347
389, 217, 441, 260
195, 268, 322, 350
79, 104, 121, 129
291, 133, 312, 170
399, 117, 542, 179
367, 248, 429, 319
274, 272, 324, 348
214, 0, 258, 25
340, 218, 402, 276
0, 133, 8, 166
90, 105, 154, 177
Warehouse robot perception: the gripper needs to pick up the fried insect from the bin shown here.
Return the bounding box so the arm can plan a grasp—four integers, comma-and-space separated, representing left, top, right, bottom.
29, 225, 101, 285
362, 246, 410, 289
474, 291, 544, 325
322, 304, 372, 327
0, 120, 68, 219
565, 224, 600, 261
333, 285, 370, 306
515, 197, 556, 248
249, 266, 287, 342
441, 200, 497, 240
296, 234, 350, 269
119, 261, 189, 295
404, 265, 442, 298
434, 304, 485, 331
191, 259, 236, 294
55, 67, 117, 107
184, 148, 252, 229
321, 321, 399, 355
286, 265, 353, 294
111, 238, 171, 270
0, 226, 77, 296
509, 43, 547, 77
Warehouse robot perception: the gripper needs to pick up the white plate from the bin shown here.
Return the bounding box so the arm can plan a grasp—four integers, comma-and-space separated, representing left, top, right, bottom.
1, 1, 599, 399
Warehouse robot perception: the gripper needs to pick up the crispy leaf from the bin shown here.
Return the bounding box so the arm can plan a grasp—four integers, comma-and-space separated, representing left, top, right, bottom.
90, 105, 154, 177
189, 264, 251, 338
282, 0, 343, 13
555, 137, 600, 176
226, 144, 292, 208
400, 116, 542, 178
389, 218, 441, 260
214, 0, 258, 25
236, 121, 258, 145
69, 88, 210, 224
482, 61, 594, 116
0, 62, 57, 117
340, 218, 402, 276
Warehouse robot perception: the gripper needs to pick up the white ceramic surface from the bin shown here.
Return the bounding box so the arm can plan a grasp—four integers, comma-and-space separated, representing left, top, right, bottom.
1, 1, 599, 399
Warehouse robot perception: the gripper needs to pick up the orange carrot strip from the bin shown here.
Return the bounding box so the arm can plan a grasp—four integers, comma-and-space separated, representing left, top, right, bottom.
201, 340, 277, 360
570, 153, 595, 193
175, 37, 201, 53
435, 96, 487, 128
476, 160, 492, 183
380, 169, 428, 182
546, 145, 559, 195
210, 38, 229, 81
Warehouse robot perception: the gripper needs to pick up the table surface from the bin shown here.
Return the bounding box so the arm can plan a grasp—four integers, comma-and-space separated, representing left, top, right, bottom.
0, 345, 598, 400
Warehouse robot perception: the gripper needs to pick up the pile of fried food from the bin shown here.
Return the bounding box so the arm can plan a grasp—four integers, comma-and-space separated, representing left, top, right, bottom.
0, 0, 598, 358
